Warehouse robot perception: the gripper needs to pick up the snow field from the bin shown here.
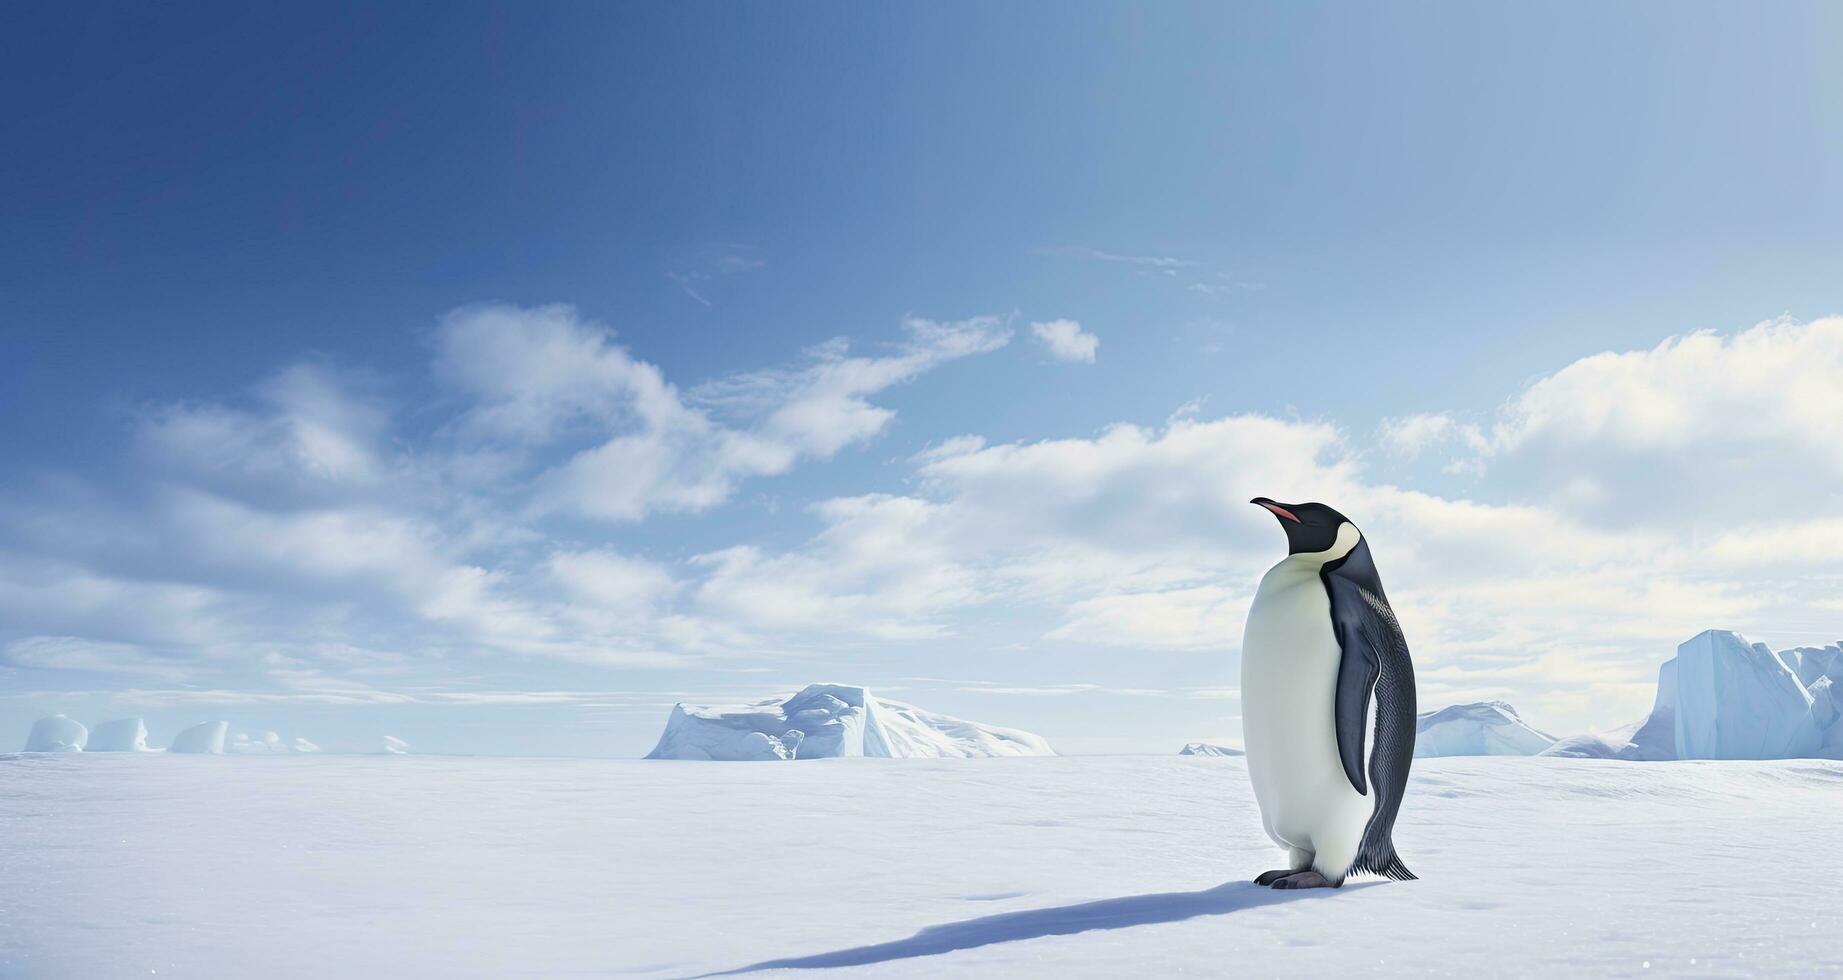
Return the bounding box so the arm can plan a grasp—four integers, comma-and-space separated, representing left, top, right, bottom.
3, 753, 1839, 978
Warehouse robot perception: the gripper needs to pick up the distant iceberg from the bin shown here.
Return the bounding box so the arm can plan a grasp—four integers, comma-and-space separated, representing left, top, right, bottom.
23, 714, 87, 752
1415, 701, 1555, 757
88, 718, 152, 752
646, 684, 1055, 760
1179, 742, 1243, 757
1547, 630, 1843, 761
230, 731, 293, 754
169, 721, 229, 754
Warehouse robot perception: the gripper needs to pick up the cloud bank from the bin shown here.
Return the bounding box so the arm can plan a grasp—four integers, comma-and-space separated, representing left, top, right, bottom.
4, 309, 1842, 735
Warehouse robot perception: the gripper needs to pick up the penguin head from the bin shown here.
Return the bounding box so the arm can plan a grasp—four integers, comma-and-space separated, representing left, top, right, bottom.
1251, 498, 1358, 558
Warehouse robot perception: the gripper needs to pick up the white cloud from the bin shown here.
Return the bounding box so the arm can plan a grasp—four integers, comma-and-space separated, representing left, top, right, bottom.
1377, 412, 1485, 460
693, 495, 979, 640
8, 307, 1843, 740
547, 550, 680, 612
1031, 319, 1099, 364
0, 303, 1012, 691
686, 415, 1360, 644
435, 303, 695, 445
1399, 315, 1843, 526
1491, 316, 1843, 462
140, 363, 387, 492
509, 309, 1012, 522
1046, 586, 1251, 650
911, 435, 986, 464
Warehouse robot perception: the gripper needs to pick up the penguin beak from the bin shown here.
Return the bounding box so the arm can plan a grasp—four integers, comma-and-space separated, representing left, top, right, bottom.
1251, 497, 1301, 523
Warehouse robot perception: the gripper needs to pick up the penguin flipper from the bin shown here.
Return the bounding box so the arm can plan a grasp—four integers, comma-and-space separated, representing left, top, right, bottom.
1325, 570, 1383, 796
1322, 539, 1415, 800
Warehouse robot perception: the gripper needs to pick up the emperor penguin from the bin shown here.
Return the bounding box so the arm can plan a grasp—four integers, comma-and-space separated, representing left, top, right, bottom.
1241, 498, 1417, 889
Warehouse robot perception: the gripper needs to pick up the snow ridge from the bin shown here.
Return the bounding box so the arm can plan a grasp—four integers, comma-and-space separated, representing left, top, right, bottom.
1415, 701, 1556, 757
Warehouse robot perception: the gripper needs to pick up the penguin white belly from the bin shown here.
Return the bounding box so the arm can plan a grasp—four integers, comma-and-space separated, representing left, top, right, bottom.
1240, 560, 1372, 878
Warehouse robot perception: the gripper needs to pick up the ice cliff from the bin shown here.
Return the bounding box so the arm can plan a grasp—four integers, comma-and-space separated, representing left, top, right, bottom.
88, 718, 152, 752
1415, 701, 1556, 757
645, 684, 1056, 760
1544, 630, 1843, 761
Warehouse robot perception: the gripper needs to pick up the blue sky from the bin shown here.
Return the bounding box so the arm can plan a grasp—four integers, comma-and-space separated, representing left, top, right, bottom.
4, 2, 1843, 755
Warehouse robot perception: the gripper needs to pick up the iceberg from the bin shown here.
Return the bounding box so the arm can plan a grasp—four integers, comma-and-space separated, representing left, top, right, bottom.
1414, 701, 1555, 757
1179, 742, 1243, 757
1551, 631, 1843, 761
169, 721, 229, 754
645, 684, 1055, 760
88, 718, 152, 752
230, 731, 292, 754
1671, 630, 1821, 759
23, 714, 88, 752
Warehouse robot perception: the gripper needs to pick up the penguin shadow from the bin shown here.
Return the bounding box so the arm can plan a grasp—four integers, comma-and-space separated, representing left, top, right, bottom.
691, 880, 1365, 976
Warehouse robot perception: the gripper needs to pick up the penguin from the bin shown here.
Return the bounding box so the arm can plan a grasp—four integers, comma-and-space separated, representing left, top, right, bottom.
1240, 498, 1417, 889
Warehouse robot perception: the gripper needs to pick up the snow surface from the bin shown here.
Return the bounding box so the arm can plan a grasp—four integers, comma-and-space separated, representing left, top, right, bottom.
167, 720, 228, 754
1414, 701, 1556, 757
646, 683, 1056, 760
3, 753, 1840, 978
86, 717, 151, 752
1561, 631, 1843, 761
1178, 742, 1243, 757
21, 714, 86, 752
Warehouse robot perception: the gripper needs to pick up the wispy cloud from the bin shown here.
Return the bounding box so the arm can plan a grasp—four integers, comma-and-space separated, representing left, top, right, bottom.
666, 243, 767, 306
1038, 246, 1196, 274
1038, 246, 1258, 298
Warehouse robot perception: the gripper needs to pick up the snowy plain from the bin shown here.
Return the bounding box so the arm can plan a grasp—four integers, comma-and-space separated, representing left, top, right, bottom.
3, 753, 1841, 978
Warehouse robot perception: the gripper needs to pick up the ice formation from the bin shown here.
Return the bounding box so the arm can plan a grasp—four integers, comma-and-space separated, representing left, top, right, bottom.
88, 717, 152, 752
1673, 630, 1822, 758
1538, 723, 1641, 759
168, 721, 229, 754
230, 731, 292, 754
1178, 742, 1243, 757
1414, 701, 1556, 757
1549, 630, 1843, 760
23, 714, 88, 752
645, 684, 1055, 760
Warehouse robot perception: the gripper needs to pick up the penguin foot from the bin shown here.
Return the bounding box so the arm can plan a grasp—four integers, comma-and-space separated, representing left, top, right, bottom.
1268, 871, 1334, 889
1253, 869, 1300, 885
